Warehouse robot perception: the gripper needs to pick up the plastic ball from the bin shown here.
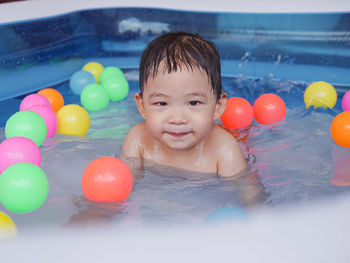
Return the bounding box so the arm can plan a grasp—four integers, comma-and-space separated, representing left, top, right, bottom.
220, 97, 253, 129
0, 211, 17, 239
101, 76, 129, 101
330, 111, 350, 148
19, 93, 51, 111
5, 111, 47, 147
253, 93, 286, 125
82, 62, 104, 83
27, 105, 58, 138
206, 208, 249, 224
56, 104, 90, 136
100, 66, 125, 84
80, 84, 109, 111
304, 81, 337, 109
341, 90, 350, 112
37, 88, 64, 113
69, 70, 96, 96
81, 156, 133, 202
0, 163, 49, 214
0, 137, 41, 174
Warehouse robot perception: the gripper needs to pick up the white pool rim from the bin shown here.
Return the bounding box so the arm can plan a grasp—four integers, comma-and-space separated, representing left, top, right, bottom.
1, 0, 350, 24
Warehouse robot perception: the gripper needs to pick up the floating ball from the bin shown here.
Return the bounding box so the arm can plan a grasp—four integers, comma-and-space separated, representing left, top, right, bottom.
304, 81, 337, 109
0, 137, 41, 174
19, 93, 51, 111
37, 88, 64, 113
253, 93, 286, 125
5, 111, 47, 147
0, 211, 17, 239
27, 105, 58, 138
80, 84, 109, 111
101, 76, 129, 101
0, 163, 49, 214
206, 208, 249, 224
69, 70, 96, 96
330, 111, 350, 148
341, 90, 350, 112
82, 62, 104, 83
56, 104, 90, 136
220, 97, 253, 129
100, 67, 125, 84
81, 156, 133, 202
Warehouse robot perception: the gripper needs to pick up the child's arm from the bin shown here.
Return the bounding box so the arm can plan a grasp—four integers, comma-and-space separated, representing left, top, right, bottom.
217, 134, 247, 178
118, 123, 145, 180
223, 170, 269, 208
216, 130, 268, 207
119, 123, 144, 160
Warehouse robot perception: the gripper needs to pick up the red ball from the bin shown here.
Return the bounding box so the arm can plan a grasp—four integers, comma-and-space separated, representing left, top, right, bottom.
253, 93, 286, 124
81, 156, 133, 202
220, 97, 254, 129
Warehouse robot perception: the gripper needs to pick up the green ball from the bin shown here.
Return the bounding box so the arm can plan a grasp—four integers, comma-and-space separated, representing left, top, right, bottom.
101, 76, 129, 101
0, 163, 49, 214
5, 111, 47, 147
100, 67, 125, 84
80, 83, 109, 111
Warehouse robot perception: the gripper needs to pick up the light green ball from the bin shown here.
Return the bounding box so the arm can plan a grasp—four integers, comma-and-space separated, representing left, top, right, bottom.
100, 67, 125, 84
5, 111, 47, 147
101, 76, 129, 101
80, 83, 109, 111
0, 163, 49, 214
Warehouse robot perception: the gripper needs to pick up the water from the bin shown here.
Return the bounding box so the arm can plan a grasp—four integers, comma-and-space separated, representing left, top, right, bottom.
1, 68, 349, 233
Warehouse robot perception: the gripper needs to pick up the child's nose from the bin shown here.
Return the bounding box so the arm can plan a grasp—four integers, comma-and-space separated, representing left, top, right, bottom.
168, 110, 187, 125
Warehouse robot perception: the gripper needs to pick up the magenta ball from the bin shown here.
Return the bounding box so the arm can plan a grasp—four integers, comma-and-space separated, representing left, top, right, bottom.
0, 137, 41, 173
27, 105, 58, 138
341, 91, 350, 112
19, 94, 51, 111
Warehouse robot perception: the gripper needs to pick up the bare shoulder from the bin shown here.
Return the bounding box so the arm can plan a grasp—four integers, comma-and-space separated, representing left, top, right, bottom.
119, 122, 146, 159
211, 125, 240, 147
212, 125, 235, 140
211, 125, 247, 177
127, 122, 146, 137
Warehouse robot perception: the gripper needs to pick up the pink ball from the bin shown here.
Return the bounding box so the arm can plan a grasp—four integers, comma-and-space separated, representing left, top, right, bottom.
20, 94, 51, 111
0, 137, 41, 173
27, 105, 58, 138
341, 91, 350, 112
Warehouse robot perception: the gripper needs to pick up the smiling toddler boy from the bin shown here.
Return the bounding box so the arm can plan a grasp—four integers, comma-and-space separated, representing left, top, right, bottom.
120, 32, 247, 178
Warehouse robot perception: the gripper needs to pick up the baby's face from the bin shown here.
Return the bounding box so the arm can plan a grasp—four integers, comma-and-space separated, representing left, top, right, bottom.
137, 67, 222, 151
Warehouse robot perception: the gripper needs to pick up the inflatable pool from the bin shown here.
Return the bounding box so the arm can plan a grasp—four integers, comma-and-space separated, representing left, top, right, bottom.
1, 0, 350, 262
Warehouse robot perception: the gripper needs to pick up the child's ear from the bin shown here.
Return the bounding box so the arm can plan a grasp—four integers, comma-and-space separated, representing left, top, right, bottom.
213, 92, 227, 121
135, 92, 146, 119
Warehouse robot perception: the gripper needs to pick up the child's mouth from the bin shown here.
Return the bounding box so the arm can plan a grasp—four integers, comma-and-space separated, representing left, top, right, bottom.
167, 132, 189, 138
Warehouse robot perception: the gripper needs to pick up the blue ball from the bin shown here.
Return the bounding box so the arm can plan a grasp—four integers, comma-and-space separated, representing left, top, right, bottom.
69, 70, 96, 95
205, 207, 249, 224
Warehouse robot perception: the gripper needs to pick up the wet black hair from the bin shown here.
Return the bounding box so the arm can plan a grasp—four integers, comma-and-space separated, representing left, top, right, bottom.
139, 32, 223, 100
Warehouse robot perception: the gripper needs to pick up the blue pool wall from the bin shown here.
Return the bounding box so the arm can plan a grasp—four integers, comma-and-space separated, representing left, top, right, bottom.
0, 8, 349, 101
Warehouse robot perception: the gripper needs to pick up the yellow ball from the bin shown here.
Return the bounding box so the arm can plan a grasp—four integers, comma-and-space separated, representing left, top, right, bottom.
57, 104, 90, 136
82, 62, 104, 83
304, 81, 337, 109
0, 211, 17, 239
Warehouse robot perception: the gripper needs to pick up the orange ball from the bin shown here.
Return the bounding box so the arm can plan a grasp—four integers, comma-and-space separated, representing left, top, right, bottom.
81, 156, 133, 202
37, 88, 64, 113
220, 97, 253, 129
330, 111, 350, 148
253, 93, 286, 124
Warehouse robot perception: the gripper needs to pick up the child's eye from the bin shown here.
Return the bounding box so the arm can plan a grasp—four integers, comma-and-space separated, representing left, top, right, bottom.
156, 102, 167, 106
189, 100, 200, 106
